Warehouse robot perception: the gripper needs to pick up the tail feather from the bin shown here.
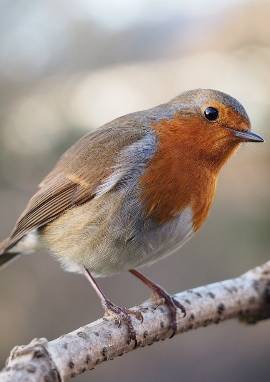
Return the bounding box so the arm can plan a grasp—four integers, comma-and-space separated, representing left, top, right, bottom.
0, 252, 19, 268
0, 239, 19, 269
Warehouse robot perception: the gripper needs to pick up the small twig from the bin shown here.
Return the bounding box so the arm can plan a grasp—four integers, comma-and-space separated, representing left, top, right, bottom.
1, 261, 270, 382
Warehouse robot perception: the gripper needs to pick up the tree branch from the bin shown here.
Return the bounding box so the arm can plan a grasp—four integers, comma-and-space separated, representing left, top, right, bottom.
1, 261, 270, 382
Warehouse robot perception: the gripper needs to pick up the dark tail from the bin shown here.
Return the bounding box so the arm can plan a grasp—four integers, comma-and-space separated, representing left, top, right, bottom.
0, 239, 20, 269
0, 252, 19, 268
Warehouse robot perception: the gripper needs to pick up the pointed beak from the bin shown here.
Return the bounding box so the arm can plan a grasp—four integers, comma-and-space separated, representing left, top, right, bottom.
232, 129, 264, 143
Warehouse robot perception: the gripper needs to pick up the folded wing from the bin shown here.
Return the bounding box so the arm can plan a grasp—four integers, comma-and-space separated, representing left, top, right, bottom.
2, 123, 148, 252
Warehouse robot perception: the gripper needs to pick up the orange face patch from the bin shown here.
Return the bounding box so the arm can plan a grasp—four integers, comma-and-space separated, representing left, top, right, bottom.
140, 115, 239, 230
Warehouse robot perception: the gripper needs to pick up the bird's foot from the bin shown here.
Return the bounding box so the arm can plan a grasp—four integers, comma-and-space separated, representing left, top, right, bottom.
152, 288, 186, 337
103, 300, 143, 345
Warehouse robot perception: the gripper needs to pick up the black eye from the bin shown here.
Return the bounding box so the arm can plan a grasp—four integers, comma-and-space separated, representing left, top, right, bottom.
204, 107, 219, 121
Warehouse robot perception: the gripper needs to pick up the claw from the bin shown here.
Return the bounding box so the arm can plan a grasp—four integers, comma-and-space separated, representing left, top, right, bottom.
129, 269, 186, 338
172, 297, 187, 317
152, 292, 186, 337
83, 268, 143, 344
103, 300, 142, 345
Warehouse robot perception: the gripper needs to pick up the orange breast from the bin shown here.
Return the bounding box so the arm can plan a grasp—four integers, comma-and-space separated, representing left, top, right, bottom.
140, 117, 218, 231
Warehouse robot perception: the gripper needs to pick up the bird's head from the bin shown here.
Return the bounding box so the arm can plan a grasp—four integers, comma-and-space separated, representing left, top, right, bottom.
158, 89, 264, 170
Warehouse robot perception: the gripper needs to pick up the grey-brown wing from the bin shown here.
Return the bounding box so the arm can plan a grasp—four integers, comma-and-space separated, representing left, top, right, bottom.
7, 178, 81, 249
2, 123, 147, 252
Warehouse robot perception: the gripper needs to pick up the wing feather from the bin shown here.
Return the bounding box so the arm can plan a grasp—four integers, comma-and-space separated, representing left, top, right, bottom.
2, 123, 149, 252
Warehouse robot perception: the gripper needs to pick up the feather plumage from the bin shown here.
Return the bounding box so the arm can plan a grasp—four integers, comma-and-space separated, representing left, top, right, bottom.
1, 122, 150, 254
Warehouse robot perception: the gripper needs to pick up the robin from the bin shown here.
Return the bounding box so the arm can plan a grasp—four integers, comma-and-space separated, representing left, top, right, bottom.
0, 89, 264, 342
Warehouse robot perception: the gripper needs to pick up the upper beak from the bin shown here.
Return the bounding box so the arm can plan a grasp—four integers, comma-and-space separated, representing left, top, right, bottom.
232, 129, 264, 143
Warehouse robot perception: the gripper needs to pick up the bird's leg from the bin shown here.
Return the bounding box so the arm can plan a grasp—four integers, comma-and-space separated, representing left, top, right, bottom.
84, 267, 142, 344
129, 269, 186, 337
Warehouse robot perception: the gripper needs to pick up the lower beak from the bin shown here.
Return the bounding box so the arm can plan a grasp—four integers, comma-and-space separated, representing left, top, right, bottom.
232, 129, 264, 143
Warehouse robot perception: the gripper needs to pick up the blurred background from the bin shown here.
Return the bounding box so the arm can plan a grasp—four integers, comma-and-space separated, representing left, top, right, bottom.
0, 0, 269, 381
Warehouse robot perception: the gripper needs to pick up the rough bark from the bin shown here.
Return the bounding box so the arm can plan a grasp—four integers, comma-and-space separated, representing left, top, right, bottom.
1, 261, 270, 382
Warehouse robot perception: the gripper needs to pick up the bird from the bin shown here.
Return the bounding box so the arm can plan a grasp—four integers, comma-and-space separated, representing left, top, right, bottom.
0, 88, 264, 343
